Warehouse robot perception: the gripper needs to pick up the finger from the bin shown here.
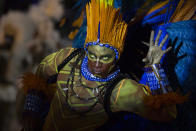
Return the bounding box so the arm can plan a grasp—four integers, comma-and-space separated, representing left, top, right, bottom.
142, 41, 150, 47
150, 30, 154, 47
164, 46, 172, 54
155, 30, 162, 46
160, 34, 168, 48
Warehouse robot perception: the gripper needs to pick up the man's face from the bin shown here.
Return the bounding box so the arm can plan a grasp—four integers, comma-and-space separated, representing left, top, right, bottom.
87, 45, 116, 78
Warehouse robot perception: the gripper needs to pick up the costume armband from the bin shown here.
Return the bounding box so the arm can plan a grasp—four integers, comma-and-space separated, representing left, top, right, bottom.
143, 64, 171, 95
24, 93, 43, 113
23, 90, 50, 119
142, 64, 188, 110
21, 72, 55, 118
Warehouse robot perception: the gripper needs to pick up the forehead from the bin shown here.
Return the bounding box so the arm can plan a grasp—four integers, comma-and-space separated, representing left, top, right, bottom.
87, 45, 115, 56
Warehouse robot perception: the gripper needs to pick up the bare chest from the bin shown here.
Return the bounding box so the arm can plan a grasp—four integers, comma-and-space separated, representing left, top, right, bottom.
56, 63, 107, 114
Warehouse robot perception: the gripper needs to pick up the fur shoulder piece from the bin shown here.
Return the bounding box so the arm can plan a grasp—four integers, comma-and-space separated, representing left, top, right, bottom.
143, 92, 189, 110
21, 72, 56, 101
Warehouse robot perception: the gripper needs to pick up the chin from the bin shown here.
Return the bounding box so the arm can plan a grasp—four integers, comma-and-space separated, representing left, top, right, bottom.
94, 73, 108, 78
93, 73, 103, 77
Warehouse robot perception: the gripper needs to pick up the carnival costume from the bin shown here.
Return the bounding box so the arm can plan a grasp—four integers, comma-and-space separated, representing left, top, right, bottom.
21, 0, 187, 130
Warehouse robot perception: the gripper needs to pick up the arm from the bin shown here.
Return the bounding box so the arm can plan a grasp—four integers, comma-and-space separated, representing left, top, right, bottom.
21, 47, 74, 130
111, 30, 187, 122
110, 78, 177, 122
139, 30, 188, 120
141, 30, 172, 95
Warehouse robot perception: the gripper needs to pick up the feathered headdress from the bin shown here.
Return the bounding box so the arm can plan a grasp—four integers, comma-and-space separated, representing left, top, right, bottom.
84, 0, 128, 59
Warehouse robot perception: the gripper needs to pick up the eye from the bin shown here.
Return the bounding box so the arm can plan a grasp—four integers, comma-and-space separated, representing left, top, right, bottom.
89, 53, 96, 59
102, 56, 109, 61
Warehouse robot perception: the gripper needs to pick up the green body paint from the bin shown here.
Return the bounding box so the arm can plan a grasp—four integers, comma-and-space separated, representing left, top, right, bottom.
87, 45, 115, 64
87, 45, 116, 78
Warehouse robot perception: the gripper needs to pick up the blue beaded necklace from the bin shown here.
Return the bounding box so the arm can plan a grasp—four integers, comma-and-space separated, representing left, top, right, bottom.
81, 56, 120, 82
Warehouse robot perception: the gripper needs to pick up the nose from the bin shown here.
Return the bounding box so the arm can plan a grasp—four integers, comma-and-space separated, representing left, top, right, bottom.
95, 59, 102, 68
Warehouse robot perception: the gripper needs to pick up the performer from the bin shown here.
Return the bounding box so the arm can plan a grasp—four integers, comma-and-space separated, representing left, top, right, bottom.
21, 0, 186, 130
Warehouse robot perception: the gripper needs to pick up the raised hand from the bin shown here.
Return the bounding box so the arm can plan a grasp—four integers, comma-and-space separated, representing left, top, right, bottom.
142, 30, 172, 65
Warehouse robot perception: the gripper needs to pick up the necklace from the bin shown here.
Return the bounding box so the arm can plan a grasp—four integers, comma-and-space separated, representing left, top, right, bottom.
81, 56, 120, 82
76, 68, 107, 102
64, 52, 105, 115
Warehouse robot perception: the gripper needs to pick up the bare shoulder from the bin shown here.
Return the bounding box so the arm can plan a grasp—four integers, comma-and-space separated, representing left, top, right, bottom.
36, 47, 75, 77
113, 78, 140, 93
111, 78, 142, 104
110, 78, 146, 112
41, 47, 75, 65
113, 78, 150, 96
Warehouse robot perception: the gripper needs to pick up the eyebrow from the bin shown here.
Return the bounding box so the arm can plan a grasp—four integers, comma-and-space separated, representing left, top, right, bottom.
88, 50, 113, 58
88, 51, 96, 56
100, 54, 112, 59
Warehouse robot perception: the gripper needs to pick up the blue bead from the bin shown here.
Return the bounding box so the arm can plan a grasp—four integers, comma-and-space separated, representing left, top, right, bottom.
105, 44, 110, 48
99, 43, 104, 46
110, 46, 114, 50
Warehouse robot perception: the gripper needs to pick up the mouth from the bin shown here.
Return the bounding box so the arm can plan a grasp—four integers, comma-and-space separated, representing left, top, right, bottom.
92, 68, 102, 74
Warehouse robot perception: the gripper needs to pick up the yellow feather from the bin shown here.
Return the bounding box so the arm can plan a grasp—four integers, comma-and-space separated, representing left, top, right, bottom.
85, 0, 128, 58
